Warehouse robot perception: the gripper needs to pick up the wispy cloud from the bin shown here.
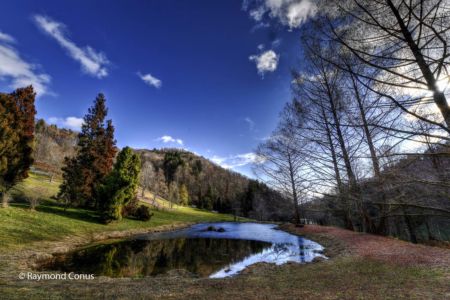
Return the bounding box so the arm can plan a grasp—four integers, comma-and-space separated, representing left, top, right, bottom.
249, 50, 279, 76
244, 117, 255, 131
271, 38, 282, 48
211, 153, 265, 169
138, 72, 162, 88
0, 31, 15, 43
157, 135, 183, 145
244, 0, 317, 29
48, 116, 84, 131
34, 14, 109, 78
0, 30, 51, 95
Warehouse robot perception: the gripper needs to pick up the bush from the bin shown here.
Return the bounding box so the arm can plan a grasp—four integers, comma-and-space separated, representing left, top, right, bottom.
122, 198, 139, 217
134, 205, 153, 221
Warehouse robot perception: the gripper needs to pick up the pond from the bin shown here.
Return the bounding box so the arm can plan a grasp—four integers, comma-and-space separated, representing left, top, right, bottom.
40, 222, 326, 278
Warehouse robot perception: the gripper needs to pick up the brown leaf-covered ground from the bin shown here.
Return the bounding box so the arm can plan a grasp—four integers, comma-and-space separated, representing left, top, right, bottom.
287, 224, 450, 267
1, 224, 450, 299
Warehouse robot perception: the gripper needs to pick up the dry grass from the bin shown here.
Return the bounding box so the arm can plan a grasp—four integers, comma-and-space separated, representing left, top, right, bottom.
283, 224, 450, 267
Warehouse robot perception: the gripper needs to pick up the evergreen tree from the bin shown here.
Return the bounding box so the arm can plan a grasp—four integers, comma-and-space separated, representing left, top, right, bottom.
190, 159, 203, 203
0, 86, 36, 207
59, 157, 84, 207
162, 151, 184, 208
203, 184, 215, 210
97, 147, 141, 222
59, 93, 117, 207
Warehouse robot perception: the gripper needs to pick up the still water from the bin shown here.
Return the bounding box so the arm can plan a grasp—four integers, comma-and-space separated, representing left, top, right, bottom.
41, 222, 326, 278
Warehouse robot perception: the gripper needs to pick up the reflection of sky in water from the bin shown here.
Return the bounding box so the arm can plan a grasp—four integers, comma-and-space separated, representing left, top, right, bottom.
134, 222, 326, 278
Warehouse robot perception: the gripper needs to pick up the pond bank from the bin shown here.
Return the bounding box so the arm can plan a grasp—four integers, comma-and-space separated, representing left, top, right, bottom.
0, 222, 195, 280
1, 223, 449, 299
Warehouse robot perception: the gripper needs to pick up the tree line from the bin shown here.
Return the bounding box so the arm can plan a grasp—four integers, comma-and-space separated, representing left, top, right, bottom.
255, 0, 450, 243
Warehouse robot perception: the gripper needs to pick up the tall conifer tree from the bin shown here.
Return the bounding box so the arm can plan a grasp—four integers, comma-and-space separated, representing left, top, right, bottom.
59, 93, 117, 207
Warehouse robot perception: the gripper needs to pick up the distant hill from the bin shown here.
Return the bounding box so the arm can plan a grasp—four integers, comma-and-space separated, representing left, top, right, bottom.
132, 148, 292, 220
33, 119, 78, 178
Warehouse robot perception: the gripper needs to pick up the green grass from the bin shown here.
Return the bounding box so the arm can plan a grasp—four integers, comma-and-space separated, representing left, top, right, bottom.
0, 173, 237, 251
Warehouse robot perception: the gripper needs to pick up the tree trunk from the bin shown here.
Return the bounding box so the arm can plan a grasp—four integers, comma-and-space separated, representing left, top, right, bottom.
321, 107, 354, 230
404, 215, 418, 244
1, 192, 8, 208
287, 153, 301, 225
349, 73, 381, 178
326, 79, 376, 232
327, 89, 357, 186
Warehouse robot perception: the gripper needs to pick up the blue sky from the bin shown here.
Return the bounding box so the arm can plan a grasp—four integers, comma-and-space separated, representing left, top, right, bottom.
0, 0, 317, 178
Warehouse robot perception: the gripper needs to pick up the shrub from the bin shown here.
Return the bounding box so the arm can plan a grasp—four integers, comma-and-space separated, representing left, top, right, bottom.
122, 197, 139, 217
134, 205, 153, 221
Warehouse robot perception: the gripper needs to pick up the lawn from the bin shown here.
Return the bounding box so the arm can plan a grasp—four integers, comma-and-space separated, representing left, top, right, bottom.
0, 173, 237, 251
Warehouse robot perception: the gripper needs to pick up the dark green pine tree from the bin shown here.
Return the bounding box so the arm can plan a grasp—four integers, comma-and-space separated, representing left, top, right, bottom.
59, 93, 117, 208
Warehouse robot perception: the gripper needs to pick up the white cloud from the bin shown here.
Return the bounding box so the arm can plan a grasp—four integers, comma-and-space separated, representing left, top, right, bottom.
48, 116, 84, 131
0, 31, 15, 43
250, 22, 271, 32
34, 15, 109, 78
245, 0, 317, 29
138, 72, 162, 88
249, 50, 279, 75
211, 153, 265, 169
244, 117, 256, 131
157, 135, 183, 145
285, 0, 316, 28
0, 30, 51, 96
271, 38, 282, 48
249, 6, 266, 21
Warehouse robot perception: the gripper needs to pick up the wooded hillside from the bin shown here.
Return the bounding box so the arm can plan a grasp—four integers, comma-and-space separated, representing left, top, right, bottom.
32, 119, 291, 220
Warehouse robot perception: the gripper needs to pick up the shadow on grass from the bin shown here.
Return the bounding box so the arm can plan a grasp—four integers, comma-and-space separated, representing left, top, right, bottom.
10, 202, 102, 225
38, 205, 102, 224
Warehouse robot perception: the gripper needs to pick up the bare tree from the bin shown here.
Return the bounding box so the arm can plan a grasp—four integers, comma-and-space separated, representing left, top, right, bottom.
255, 108, 307, 225
140, 161, 155, 198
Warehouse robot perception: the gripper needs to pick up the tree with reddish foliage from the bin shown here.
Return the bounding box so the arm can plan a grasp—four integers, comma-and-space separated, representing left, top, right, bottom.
59, 93, 117, 208
0, 86, 36, 207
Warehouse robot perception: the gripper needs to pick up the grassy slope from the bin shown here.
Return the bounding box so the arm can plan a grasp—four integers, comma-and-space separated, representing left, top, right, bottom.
0, 174, 236, 251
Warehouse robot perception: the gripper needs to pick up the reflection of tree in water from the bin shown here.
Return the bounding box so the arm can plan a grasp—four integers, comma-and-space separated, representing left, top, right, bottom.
47, 238, 271, 277
257, 238, 312, 263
